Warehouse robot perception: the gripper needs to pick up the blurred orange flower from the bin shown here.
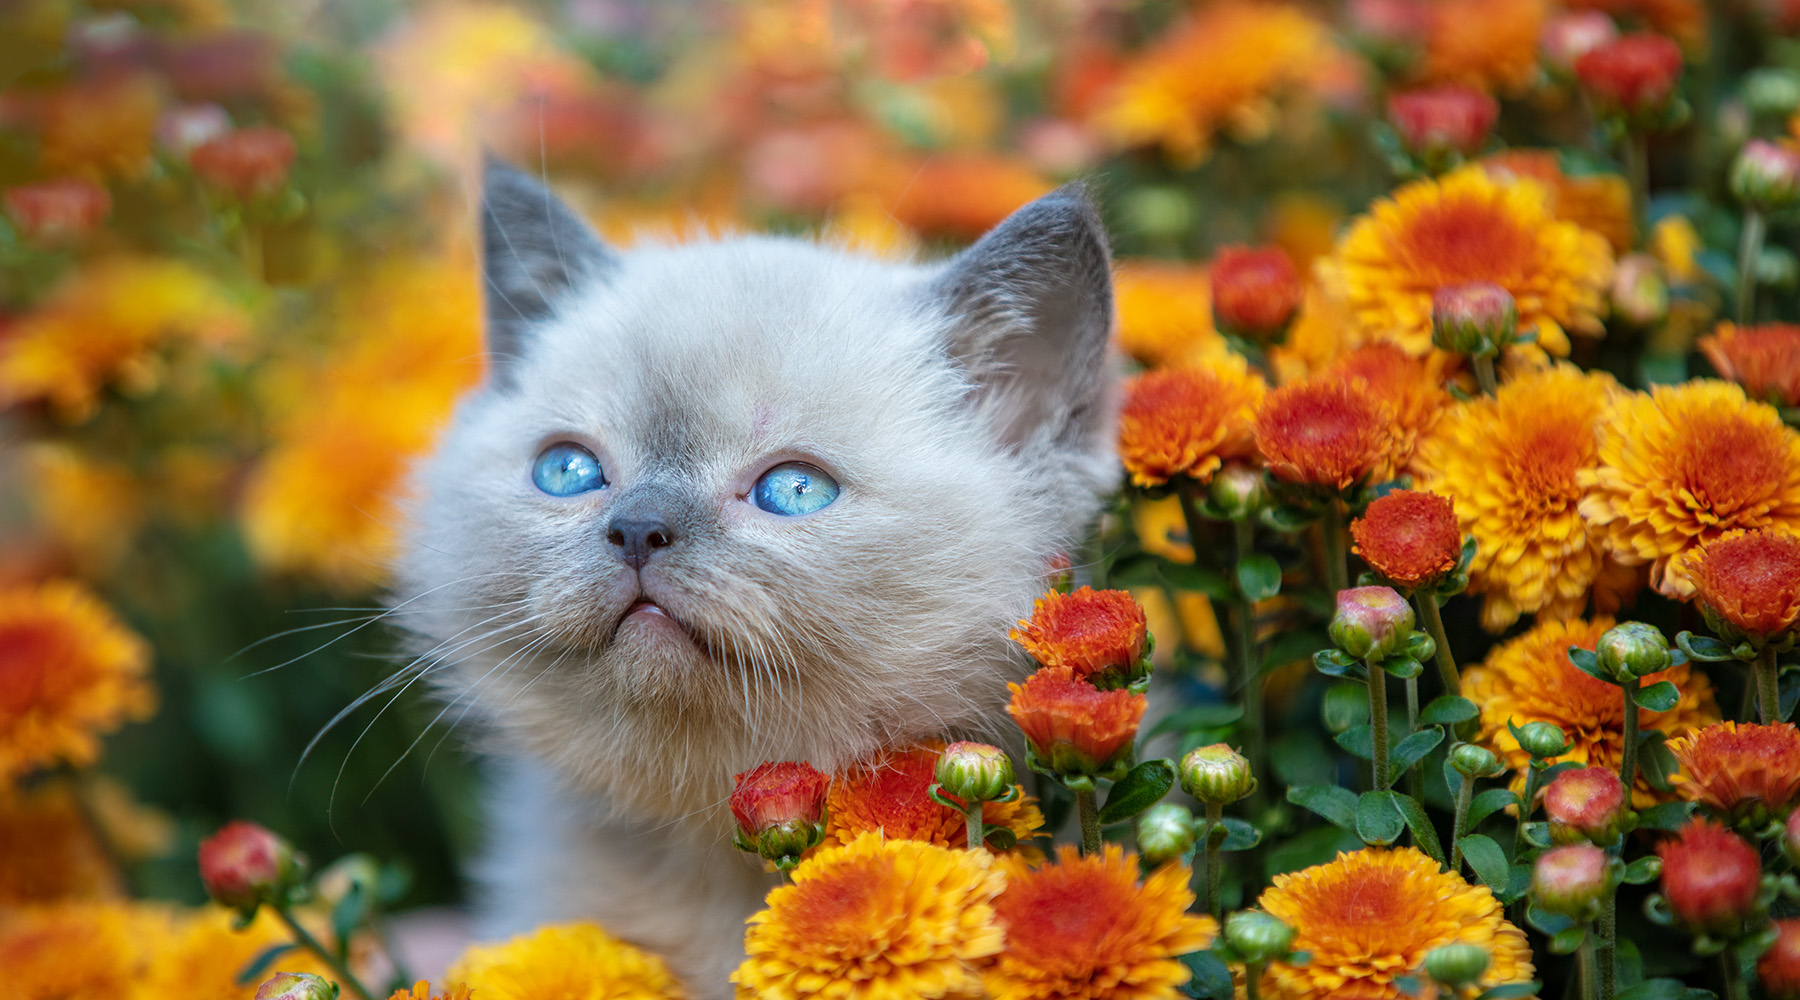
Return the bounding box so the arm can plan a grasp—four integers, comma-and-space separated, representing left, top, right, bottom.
822, 742, 1042, 850
0, 781, 125, 904
1112, 260, 1229, 368
39, 75, 162, 180
1321, 342, 1452, 477
1700, 322, 1800, 407
3, 178, 111, 241
1416, 0, 1548, 95
883, 154, 1054, 240
450, 921, 683, 1000
1117, 356, 1265, 488
1482, 149, 1636, 254
1668, 721, 1800, 818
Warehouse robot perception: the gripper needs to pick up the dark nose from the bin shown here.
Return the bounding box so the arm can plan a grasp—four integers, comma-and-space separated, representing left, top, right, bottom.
608, 517, 677, 570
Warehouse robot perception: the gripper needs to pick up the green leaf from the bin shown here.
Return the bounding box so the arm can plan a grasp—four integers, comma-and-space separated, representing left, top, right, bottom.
1459, 834, 1509, 890
1218, 817, 1262, 851
1637, 680, 1680, 713
1467, 788, 1519, 829
1287, 784, 1358, 831
1357, 790, 1405, 846
1421, 695, 1479, 725
1525, 903, 1575, 936
1260, 504, 1318, 533
1637, 730, 1679, 792
1675, 630, 1738, 662
1621, 856, 1663, 885
1390, 791, 1444, 863
1148, 702, 1245, 739
1567, 646, 1614, 683
1502, 863, 1534, 905
1159, 562, 1233, 599
235, 942, 296, 986
1388, 728, 1445, 784
1335, 725, 1374, 761
1098, 758, 1176, 825
1549, 925, 1589, 954
1477, 984, 1543, 1000
1237, 554, 1282, 601
1313, 649, 1365, 680
1379, 655, 1423, 679
1182, 950, 1236, 999
1615, 979, 1718, 1000
330, 880, 367, 960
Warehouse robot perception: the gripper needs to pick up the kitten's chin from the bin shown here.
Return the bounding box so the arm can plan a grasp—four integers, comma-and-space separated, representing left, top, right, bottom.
606, 603, 724, 701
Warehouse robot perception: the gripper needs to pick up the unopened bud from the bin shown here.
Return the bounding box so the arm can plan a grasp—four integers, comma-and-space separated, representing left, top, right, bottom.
1209, 464, 1267, 522
1659, 819, 1763, 934
1179, 743, 1257, 806
1516, 721, 1570, 759
1387, 86, 1498, 159
1575, 34, 1685, 121
1135, 803, 1199, 866
1211, 245, 1303, 342
1431, 282, 1517, 356
190, 126, 297, 200
1611, 253, 1669, 327
1786, 807, 1800, 868
254, 973, 340, 1000
1224, 909, 1295, 963
1762, 918, 1800, 1000
1450, 743, 1505, 779
1745, 68, 1800, 120
198, 821, 297, 912
936, 742, 1015, 805
1595, 622, 1672, 682
1424, 942, 1492, 988
313, 854, 380, 910
1533, 844, 1612, 921
1732, 139, 1800, 212
4, 179, 111, 242
729, 761, 830, 869
1322, 681, 1370, 734
1329, 586, 1415, 661
1544, 766, 1630, 844
1540, 11, 1617, 75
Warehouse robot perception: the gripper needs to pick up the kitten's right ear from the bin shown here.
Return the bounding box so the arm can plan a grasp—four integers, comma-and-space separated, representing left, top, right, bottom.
481, 159, 618, 381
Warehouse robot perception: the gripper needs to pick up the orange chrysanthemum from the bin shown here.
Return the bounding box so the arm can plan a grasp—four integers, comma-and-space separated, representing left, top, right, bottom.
1091, 1, 1335, 166
1258, 846, 1536, 1000
0, 579, 155, 783
449, 922, 683, 1000
1416, 0, 1548, 95
1700, 322, 1800, 407
1113, 260, 1230, 368
1321, 342, 1453, 477
1010, 587, 1148, 684
1414, 366, 1619, 629
1350, 489, 1461, 589
884, 154, 1054, 240
1578, 380, 1800, 597
1253, 377, 1399, 491
0, 781, 125, 904
1668, 721, 1800, 817
0, 901, 161, 1000
1482, 149, 1636, 254
1118, 356, 1266, 487
1326, 165, 1614, 357
1463, 616, 1720, 807
1007, 667, 1145, 777
984, 844, 1217, 1000
734, 832, 1004, 1000
389, 983, 474, 1000
1684, 528, 1800, 640
823, 742, 1043, 850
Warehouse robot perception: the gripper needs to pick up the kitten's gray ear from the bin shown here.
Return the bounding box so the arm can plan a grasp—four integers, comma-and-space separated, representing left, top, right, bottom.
481, 159, 618, 381
929, 183, 1115, 454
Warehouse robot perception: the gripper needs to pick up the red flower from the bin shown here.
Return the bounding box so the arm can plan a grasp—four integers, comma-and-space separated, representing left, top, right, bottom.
1575, 34, 1684, 117
1010, 587, 1149, 687
1210, 245, 1302, 339
189, 126, 296, 199
1657, 819, 1763, 934
1387, 86, 1498, 157
1762, 919, 1800, 1000
1253, 378, 1398, 491
1543, 766, 1628, 844
4, 179, 111, 240
1689, 528, 1800, 642
1007, 667, 1144, 777
197, 820, 294, 911
729, 761, 829, 836
1350, 489, 1461, 589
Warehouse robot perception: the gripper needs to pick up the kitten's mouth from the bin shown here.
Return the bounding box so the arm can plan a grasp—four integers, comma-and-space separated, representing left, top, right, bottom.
612, 596, 723, 661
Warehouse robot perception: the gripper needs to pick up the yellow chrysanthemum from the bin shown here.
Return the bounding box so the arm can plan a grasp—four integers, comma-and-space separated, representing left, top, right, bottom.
734, 832, 1004, 1000
0, 780, 125, 904
1482, 150, 1635, 255
0, 579, 155, 783
23, 444, 144, 572
0, 258, 246, 421
1258, 846, 1536, 1000
0, 901, 163, 1000
1413, 366, 1618, 630
1113, 260, 1230, 369
450, 922, 683, 1000
1578, 380, 1800, 598
1326, 166, 1613, 358
1092, 2, 1334, 166
132, 906, 333, 1000
984, 845, 1217, 1000
1463, 617, 1720, 808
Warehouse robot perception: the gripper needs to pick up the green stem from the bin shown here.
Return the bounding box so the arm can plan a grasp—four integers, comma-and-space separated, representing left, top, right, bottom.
1515, 763, 1542, 855
1756, 646, 1781, 724
1721, 943, 1747, 1000
1625, 130, 1650, 242
1415, 594, 1460, 696
1619, 679, 1641, 796
1367, 660, 1392, 792
1245, 961, 1263, 1000
1738, 209, 1767, 324
1405, 675, 1423, 802
1076, 786, 1100, 856
965, 803, 985, 850
1597, 885, 1618, 1000
1471, 353, 1499, 396
1203, 800, 1224, 921
1232, 516, 1266, 807
272, 903, 374, 1000
1579, 932, 1600, 1000
1323, 498, 1349, 594
1450, 768, 1475, 873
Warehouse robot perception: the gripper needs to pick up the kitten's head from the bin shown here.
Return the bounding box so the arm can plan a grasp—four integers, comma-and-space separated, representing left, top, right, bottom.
394, 163, 1117, 820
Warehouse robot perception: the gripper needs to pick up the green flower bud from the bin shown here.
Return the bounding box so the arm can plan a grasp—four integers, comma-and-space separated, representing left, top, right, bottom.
936, 742, 1015, 804
1431, 282, 1517, 356
1516, 721, 1569, 759
1744, 68, 1800, 120
1424, 943, 1492, 988
1135, 803, 1199, 866
1321, 681, 1370, 735
1732, 139, 1800, 213
1329, 586, 1415, 661
1209, 463, 1267, 522
1224, 909, 1295, 963
1532, 844, 1611, 922
1595, 622, 1672, 682
1611, 253, 1668, 327
1179, 743, 1257, 806
254, 973, 340, 1000
1449, 743, 1505, 779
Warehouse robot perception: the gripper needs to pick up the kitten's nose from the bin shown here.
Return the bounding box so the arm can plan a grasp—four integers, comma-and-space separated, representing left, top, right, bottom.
608, 517, 678, 570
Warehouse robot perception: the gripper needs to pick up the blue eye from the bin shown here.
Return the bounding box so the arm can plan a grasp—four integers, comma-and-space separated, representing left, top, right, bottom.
532, 442, 606, 496
752, 462, 839, 516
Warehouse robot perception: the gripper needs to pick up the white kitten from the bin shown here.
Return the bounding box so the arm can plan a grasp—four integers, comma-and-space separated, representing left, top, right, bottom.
392, 162, 1117, 997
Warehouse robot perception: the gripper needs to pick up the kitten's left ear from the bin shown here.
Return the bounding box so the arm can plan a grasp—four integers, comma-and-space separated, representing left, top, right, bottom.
928, 183, 1115, 455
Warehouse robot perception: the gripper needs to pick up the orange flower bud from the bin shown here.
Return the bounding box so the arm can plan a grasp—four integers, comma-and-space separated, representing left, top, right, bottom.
1543, 766, 1629, 844
1657, 819, 1763, 934
1007, 666, 1144, 778
197, 820, 296, 911
190, 126, 296, 200
1787, 807, 1800, 867
1700, 323, 1800, 407
729, 761, 829, 867
1668, 721, 1800, 822
1349, 489, 1461, 590
1386, 87, 1498, 158
4, 178, 111, 241
1575, 34, 1684, 119
1691, 529, 1800, 646
1010, 587, 1150, 689
1210, 245, 1302, 340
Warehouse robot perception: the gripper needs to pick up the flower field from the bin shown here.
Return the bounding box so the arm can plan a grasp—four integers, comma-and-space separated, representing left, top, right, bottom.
6, 0, 1800, 998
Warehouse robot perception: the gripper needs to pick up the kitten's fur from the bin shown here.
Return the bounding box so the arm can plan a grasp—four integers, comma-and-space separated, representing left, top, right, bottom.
393, 163, 1117, 997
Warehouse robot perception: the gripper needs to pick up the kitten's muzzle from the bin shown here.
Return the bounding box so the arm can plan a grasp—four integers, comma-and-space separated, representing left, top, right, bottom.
608, 516, 678, 570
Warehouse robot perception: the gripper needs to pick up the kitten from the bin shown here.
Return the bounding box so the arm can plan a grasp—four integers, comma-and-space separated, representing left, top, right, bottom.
392, 162, 1117, 997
